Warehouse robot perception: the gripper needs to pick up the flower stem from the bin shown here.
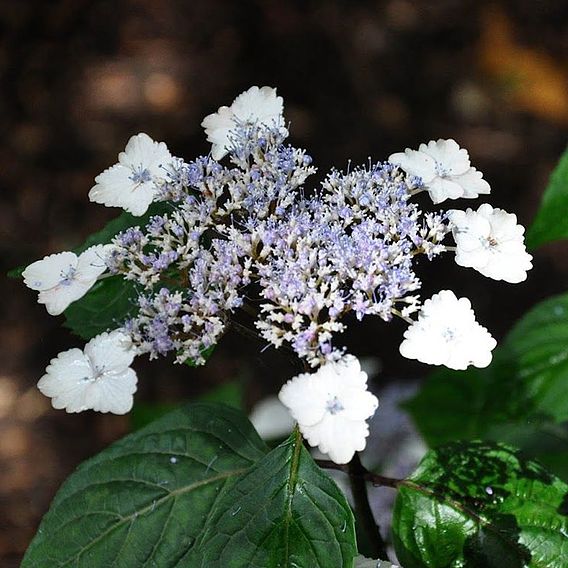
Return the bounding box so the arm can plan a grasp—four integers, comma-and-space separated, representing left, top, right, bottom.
346, 453, 390, 560
316, 459, 402, 489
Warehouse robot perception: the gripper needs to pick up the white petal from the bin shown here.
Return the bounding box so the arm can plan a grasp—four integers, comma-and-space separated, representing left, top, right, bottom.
201, 106, 236, 160
38, 348, 94, 413
89, 133, 170, 217
38, 336, 138, 415
119, 132, 172, 173
340, 389, 379, 421
388, 149, 437, 182
201, 86, 284, 160
85, 368, 137, 414
452, 167, 491, 198
38, 283, 92, 316
279, 355, 377, 464
89, 163, 157, 217
278, 373, 327, 426
231, 86, 284, 123
420, 139, 470, 176
76, 245, 111, 281
23, 252, 78, 291
84, 330, 136, 373
302, 415, 370, 464
427, 177, 464, 203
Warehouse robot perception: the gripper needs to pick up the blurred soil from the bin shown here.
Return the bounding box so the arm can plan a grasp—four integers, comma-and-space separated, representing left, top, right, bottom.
1, 1, 567, 564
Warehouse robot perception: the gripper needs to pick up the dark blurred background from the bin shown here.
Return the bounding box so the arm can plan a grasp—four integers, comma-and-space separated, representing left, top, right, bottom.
1, 0, 567, 564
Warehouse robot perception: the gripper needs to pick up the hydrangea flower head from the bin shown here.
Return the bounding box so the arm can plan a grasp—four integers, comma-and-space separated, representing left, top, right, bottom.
89, 132, 172, 216
448, 204, 533, 283
399, 290, 496, 370
23, 86, 531, 425
201, 86, 284, 160
38, 330, 137, 414
389, 139, 490, 203
278, 355, 379, 464
22, 245, 111, 315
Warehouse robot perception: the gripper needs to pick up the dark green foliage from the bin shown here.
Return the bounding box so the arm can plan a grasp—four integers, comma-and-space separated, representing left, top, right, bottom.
526, 147, 568, 249
22, 404, 357, 568
63, 276, 139, 340
189, 429, 357, 567
392, 441, 568, 567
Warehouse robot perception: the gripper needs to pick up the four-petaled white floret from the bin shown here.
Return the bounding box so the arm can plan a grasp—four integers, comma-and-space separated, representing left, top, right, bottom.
22, 245, 111, 315
278, 355, 379, 464
389, 139, 490, 204
201, 86, 285, 160
399, 290, 497, 370
448, 204, 533, 283
38, 330, 138, 414
89, 132, 172, 216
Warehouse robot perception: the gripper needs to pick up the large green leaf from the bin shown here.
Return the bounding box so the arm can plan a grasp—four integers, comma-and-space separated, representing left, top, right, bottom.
22, 404, 357, 568
526, 146, 568, 249
63, 276, 139, 340
405, 293, 568, 478
22, 403, 267, 567
392, 441, 568, 568
189, 428, 357, 567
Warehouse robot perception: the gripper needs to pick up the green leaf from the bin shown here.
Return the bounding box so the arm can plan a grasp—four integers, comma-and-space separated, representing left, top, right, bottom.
23, 405, 357, 568
22, 403, 268, 568
503, 292, 568, 423
189, 428, 357, 567
405, 293, 568, 478
63, 276, 139, 340
392, 441, 568, 568
526, 146, 568, 249
130, 402, 179, 430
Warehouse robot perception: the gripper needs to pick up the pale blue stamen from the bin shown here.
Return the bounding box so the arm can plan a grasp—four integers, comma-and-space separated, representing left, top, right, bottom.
326, 396, 344, 415
59, 267, 76, 286
442, 328, 456, 341
434, 162, 449, 177
130, 166, 152, 184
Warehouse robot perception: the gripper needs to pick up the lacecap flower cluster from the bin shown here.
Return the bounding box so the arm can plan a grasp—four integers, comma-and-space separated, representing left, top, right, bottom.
23, 86, 532, 463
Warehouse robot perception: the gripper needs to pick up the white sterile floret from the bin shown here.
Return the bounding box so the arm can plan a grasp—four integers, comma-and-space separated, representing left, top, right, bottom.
201, 86, 284, 160
89, 132, 172, 216
22, 245, 112, 316
448, 204, 533, 283
38, 330, 138, 414
389, 139, 490, 204
399, 290, 496, 370
278, 355, 379, 464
